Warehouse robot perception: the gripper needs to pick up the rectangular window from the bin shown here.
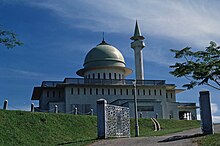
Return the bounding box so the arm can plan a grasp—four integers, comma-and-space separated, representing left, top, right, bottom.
120, 89, 122, 95
109, 73, 111, 79
78, 88, 80, 95
108, 89, 110, 95
160, 89, 162, 95
53, 91, 55, 97
170, 93, 173, 99
114, 89, 116, 95
90, 88, 92, 95
96, 88, 98, 95
138, 106, 154, 111
154, 89, 157, 95
137, 89, 140, 95
166, 93, 168, 98
84, 88, 86, 95
47, 91, 49, 97
149, 89, 151, 95
126, 89, 128, 95
102, 89, 104, 95
143, 89, 145, 95
71, 88, 73, 95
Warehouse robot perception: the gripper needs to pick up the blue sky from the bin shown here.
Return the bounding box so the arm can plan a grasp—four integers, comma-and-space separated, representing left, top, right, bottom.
0, 0, 220, 122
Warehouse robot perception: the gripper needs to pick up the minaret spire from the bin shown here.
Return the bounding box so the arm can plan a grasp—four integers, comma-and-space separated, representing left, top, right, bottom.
131, 20, 145, 80
131, 20, 145, 41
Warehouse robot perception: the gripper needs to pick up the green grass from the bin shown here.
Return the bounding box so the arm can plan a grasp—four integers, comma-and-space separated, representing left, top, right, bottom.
197, 134, 220, 146
0, 109, 200, 145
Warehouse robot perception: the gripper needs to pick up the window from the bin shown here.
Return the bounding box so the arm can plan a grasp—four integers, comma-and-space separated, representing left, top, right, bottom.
132, 89, 134, 95
138, 89, 140, 95
93, 73, 95, 79
108, 89, 110, 95
90, 88, 92, 95
119, 74, 121, 79
47, 91, 49, 97
84, 88, 86, 95
120, 89, 123, 95
53, 91, 55, 97
170, 93, 173, 99
114, 89, 116, 95
78, 88, 80, 95
102, 89, 104, 95
103, 73, 106, 79
143, 89, 145, 95
138, 106, 154, 111
88, 74, 91, 79
149, 89, 151, 95
98, 73, 100, 79
109, 73, 111, 79
154, 89, 157, 95
59, 91, 61, 97
96, 88, 98, 95
126, 89, 129, 95
160, 89, 162, 95
114, 73, 117, 79
71, 88, 73, 95
166, 93, 168, 98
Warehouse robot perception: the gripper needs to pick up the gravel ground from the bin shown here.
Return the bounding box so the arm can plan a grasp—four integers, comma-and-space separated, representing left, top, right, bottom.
89, 124, 220, 146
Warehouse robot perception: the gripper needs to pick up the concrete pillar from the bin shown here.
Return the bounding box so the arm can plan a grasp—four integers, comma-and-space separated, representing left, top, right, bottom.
54, 105, 58, 113
3, 100, 8, 110
97, 99, 107, 139
91, 108, 93, 116
199, 91, 213, 135
139, 112, 143, 118
31, 103, 34, 112
74, 107, 78, 115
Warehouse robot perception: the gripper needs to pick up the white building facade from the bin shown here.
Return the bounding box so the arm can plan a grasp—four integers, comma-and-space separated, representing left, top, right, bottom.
31, 22, 197, 120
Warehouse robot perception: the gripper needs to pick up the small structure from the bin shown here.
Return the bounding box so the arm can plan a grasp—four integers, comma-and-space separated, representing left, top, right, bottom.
97, 99, 130, 139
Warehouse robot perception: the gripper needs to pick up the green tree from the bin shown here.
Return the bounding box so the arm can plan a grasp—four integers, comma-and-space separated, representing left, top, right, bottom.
0, 29, 23, 49
170, 41, 220, 90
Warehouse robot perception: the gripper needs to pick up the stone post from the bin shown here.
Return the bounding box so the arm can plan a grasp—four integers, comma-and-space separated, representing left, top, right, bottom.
97, 99, 107, 139
199, 91, 213, 135
139, 112, 143, 118
54, 105, 58, 113
31, 103, 34, 112
3, 100, 8, 110
91, 108, 93, 116
156, 113, 158, 119
74, 107, 78, 115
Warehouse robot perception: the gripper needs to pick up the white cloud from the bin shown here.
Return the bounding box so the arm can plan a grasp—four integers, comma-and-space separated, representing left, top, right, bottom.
24, 0, 220, 47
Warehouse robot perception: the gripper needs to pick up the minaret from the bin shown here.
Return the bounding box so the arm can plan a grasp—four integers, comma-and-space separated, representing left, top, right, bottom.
130, 20, 145, 80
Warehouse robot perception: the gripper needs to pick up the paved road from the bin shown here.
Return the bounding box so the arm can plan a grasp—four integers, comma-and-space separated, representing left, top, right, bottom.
89, 124, 220, 146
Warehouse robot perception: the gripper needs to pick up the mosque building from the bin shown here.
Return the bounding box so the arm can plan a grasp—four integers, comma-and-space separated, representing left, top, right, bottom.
31, 21, 197, 120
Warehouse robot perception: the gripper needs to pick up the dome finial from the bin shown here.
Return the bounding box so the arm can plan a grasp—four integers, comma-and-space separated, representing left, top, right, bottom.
98, 32, 109, 45
102, 32, 105, 42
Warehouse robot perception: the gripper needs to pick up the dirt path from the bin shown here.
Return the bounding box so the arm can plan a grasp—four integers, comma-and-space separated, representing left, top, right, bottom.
89, 124, 220, 146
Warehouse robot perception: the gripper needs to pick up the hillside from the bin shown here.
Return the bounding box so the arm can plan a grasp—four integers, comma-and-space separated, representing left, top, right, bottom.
0, 110, 200, 146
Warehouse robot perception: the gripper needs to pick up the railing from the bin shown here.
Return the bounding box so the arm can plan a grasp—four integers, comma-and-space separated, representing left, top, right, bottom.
42, 78, 166, 87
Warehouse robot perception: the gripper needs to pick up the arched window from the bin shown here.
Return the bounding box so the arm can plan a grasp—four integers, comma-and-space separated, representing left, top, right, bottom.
92, 73, 95, 79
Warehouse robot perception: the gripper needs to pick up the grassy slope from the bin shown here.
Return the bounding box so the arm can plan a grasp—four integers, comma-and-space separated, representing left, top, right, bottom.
197, 134, 220, 146
0, 110, 200, 146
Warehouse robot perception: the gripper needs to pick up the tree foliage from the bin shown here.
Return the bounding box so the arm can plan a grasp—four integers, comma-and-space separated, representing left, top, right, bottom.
170, 41, 220, 90
0, 29, 23, 49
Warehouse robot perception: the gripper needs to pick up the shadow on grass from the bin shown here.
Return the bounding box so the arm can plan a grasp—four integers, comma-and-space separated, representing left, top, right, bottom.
158, 133, 205, 143
57, 138, 98, 145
